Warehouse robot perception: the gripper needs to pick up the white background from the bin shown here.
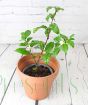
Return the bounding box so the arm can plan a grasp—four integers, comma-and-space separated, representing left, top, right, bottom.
0, 0, 88, 44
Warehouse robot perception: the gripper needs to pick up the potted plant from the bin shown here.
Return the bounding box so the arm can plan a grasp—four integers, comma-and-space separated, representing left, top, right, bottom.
16, 6, 75, 100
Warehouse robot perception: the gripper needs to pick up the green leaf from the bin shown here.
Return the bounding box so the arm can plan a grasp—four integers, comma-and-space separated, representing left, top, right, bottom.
67, 40, 74, 48
19, 42, 28, 46
42, 53, 52, 64
70, 38, 75, 41
49, 23, 59, 34
33, 27, 39, 33
68, 34, 75, 47
70, 34, 74, 38
45, 42, 54, 52
46, 6, 53, 12
21, 32, 25, 40
55, 42, 60, 47
53, 47, 60, 56
70, 34, 75, 40
15, 48, 30, 55
30, 40, 45, 50
27, 37, 32, 42
21, 30, 31, 41
60, 34, 68, 41
61, 44, 68, 53
54, 36, 61, 42
39, 41, 44, 50
55, 7, 64, 12
30, 40, 39, 47
33, 25, 47, 33
46, 6, 64, 12
25, 30, 31, 35
46, 14, 54, 21
45, 28, 51, 37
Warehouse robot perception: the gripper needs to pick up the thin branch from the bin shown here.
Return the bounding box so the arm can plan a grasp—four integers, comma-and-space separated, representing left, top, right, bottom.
37, 10, 57, 64
30, 48, 38, 65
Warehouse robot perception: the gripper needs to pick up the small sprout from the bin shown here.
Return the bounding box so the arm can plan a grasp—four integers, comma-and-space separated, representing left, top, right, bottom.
33, 67, 38, 71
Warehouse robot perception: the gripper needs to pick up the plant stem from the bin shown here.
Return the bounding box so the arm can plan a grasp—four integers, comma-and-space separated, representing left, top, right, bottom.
29, 48, 38, 67
26, 45, 38, 66
37, 10, 57, 64
37, 35, 49, 64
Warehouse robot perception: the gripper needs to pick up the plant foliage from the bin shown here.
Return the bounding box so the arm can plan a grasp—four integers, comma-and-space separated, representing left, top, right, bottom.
16, 6, 75, 64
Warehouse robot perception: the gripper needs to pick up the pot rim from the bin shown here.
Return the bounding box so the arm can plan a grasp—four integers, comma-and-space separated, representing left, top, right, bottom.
17, 54, 60, 79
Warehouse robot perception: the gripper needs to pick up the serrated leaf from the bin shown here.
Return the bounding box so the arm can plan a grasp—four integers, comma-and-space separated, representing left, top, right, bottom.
15, 48, 30, 55
61, 44, 68, 53
33, 25, 47, 33
49, 23, 59, 34
45, 42, 54, 52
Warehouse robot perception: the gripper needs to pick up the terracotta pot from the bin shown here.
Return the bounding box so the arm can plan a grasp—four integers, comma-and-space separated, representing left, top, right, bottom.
16, 53, 60, 100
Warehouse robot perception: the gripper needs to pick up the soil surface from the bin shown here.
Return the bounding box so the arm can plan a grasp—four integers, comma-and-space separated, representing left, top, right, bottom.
23, 64, 54, 77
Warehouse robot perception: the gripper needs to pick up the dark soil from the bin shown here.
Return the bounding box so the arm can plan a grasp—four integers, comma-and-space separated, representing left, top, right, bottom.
23, 64, 54, 77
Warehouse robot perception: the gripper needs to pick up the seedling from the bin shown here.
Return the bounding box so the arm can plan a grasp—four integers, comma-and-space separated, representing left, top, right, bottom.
16, 6, 75, 69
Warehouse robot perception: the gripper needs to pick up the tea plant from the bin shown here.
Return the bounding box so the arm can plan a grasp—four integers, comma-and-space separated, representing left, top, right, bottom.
16, 6, 75, 65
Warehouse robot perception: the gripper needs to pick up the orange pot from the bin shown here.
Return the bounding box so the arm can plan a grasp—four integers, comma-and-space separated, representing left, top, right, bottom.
16, 53, 60, 100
